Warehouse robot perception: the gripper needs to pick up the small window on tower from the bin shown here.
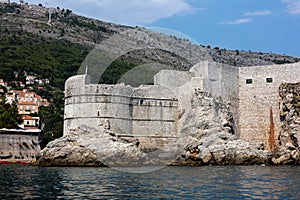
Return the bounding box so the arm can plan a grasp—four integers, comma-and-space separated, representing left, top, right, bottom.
246, 78, 253, 84
266, 77, 273, 83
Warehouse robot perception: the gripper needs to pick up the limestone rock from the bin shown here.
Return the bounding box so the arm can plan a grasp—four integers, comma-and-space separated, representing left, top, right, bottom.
273, 83, 300, 165
37, 126, 180, 167
36, 130, 103, 166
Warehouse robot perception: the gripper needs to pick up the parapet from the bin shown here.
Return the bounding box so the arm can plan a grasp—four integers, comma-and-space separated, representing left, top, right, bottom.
65, 74, 90, 97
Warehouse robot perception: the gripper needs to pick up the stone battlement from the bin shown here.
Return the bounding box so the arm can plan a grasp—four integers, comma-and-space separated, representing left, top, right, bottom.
64, 61, 300, 150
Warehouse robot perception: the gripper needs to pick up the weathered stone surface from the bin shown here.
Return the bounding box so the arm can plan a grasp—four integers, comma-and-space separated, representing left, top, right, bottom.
171, 90, 270, 166
37, 130, 102, 166
0, 130, 40, 163
272, 83, 300, 165
37, 125, 182, 167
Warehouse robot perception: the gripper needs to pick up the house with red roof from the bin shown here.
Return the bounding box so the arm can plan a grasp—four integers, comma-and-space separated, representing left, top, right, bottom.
16, 91, 50, 130
8, 90, 23, 99
21, 115, 39, 130
17, 91, 49, 107
18, 101, 39, 115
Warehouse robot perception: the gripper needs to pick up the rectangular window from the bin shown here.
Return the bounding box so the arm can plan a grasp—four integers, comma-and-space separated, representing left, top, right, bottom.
246, 78, 253, 84
266, 77, 273, 83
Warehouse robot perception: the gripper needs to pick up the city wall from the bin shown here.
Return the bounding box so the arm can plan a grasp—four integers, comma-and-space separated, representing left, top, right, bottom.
238, 63, 300, 146
64, 61, 300, 150
0, 129, 40, 163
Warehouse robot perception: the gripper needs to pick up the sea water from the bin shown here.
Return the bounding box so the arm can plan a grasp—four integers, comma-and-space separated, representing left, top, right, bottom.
0, 165, 299, 199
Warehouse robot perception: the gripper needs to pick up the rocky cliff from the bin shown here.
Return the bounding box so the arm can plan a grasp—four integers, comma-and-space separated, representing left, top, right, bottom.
272, 83, 300, 165
170, 90, 269, 166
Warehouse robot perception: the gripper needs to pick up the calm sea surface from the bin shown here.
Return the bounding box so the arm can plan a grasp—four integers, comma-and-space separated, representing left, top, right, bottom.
0, 165, 299, 199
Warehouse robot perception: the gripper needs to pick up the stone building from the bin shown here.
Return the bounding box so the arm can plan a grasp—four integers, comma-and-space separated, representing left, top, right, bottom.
64, 61, 300, 150
189, 62, 300, 148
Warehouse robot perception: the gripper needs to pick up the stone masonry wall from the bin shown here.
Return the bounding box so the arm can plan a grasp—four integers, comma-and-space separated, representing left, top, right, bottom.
0, 132, 40, 162
64, 83, 134, 135
190, 61, 240, 134
131, 86, 178, 137
64, 74, 179, 138
238, 63, 300, 149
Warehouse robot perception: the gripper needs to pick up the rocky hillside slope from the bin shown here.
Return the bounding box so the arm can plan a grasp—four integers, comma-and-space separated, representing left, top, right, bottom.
1, 2, 299, 71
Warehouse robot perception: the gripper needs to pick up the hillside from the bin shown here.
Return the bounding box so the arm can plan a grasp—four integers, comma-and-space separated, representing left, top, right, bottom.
1, 2, 299, 74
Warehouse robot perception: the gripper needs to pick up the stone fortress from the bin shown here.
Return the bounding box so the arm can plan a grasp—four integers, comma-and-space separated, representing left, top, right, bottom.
64, 61, 300, 151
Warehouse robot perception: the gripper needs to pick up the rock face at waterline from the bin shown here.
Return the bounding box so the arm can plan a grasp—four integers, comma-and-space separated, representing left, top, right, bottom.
36, 127, 143, 167
37, 62, 300, 166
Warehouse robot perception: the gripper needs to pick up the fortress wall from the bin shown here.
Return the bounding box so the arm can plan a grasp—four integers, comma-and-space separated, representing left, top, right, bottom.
63, 62, 300, 151
131, 86, 179, 137
220, 64, 240, 135
154, 70, 193, 88
64, 74, 90, 96
131, 99, 178, 137
64, 75, 179, 137
201, 62, 239, 102
154, 69, 204, 113
0, 132, 40, 162
64, 78, 134, 135
154, 62, 240, 136
220, 64, 239, 102
238, 63, 300, 146
195, 62, 240, 135
206, 62, 223, 97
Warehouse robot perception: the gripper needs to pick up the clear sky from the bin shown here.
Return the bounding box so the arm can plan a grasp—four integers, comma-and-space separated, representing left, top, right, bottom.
14, 0, 300, 57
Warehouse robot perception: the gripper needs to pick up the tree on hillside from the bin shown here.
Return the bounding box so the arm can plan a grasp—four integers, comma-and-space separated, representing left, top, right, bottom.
0, 96, 23, 129
38, 105, 63, 145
